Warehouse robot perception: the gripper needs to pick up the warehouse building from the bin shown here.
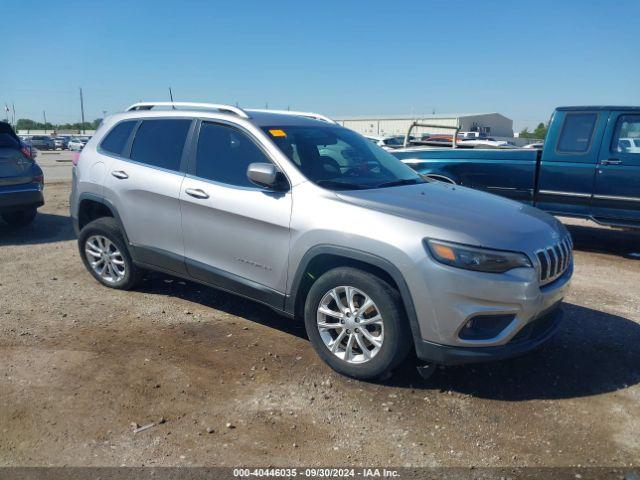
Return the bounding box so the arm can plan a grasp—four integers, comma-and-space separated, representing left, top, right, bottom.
334, 113, 514, 138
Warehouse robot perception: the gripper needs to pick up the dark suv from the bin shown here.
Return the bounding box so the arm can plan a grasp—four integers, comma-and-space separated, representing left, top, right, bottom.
29, 135, 55, 151
0, 122, 44, 226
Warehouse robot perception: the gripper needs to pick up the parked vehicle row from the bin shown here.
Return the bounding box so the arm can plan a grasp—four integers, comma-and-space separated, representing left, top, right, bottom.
0, 122, 44, 226
70, 102, 572, 381
19, 134, 92, 151
363, 134, 417, 150
26, 135, 56, 151
365, 132, 516, 150
392, 106, 640, 229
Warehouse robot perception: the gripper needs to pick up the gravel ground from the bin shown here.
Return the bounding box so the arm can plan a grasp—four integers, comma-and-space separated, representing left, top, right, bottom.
0, 182, 639, 467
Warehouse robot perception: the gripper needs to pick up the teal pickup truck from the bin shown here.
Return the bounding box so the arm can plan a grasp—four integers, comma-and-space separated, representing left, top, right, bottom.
392, 107, 640, 228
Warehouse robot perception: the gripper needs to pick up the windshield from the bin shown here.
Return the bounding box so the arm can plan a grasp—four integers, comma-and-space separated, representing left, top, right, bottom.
263, 126, 425, 190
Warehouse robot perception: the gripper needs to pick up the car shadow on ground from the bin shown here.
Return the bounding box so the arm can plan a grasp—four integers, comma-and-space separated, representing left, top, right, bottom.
566, 222, 640, 259
0, 213, 75, 246
136, 272, 308, 340
387, 303, 640, 400
136, 272, 640, 401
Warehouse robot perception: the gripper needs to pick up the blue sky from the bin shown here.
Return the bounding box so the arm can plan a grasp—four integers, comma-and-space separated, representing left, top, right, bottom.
2, 0, 638, 131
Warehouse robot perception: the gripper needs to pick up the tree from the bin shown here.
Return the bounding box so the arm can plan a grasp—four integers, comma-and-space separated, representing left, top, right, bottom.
519, 127, 532, 138
533, 122, 548, 139
14, 117, 102, 132
519, 122, 549, 140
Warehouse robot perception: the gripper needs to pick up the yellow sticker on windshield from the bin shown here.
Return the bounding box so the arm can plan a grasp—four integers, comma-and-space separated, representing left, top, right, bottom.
269, 129, 287, 137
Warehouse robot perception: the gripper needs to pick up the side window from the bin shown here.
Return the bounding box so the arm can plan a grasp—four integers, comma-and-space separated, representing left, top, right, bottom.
557, 113, 597, 153
100, 120, 137, 156
611, 114, 640, 154
130, 119, 191, 171
195, 122, 271, 187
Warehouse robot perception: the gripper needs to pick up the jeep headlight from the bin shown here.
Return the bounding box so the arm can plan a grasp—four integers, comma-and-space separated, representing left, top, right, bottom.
426, 239, 532, 273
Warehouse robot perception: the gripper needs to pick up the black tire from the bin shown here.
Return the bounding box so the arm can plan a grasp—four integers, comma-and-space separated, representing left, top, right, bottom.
304, 267, 412, 380
78, 217, 142, 290
2, 208, 37, 227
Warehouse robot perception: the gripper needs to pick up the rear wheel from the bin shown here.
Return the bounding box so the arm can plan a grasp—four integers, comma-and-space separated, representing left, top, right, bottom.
304, 267, 412, 380
78, 217, 142, 290
1, 208, 37, 227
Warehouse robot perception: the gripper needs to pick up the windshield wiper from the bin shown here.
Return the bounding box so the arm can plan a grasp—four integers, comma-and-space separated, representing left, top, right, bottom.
315, 180, 369, 190
375, 178, 423, 188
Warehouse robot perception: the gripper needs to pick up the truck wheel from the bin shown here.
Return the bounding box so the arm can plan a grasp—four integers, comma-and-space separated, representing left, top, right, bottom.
304, 267, 412, 380
1, 208, 37, 227
78, 217, 142, 290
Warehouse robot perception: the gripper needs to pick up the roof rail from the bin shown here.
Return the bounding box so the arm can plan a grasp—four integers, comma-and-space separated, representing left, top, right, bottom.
247, 109, 337, 124
125, 102, 250, 119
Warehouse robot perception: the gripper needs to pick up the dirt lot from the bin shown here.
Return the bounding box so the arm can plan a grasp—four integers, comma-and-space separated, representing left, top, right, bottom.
1, 181, 639, 468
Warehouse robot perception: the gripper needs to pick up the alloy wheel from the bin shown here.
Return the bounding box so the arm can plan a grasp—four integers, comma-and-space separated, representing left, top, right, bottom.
316, 285, 384, 364
84, 235, 126, 284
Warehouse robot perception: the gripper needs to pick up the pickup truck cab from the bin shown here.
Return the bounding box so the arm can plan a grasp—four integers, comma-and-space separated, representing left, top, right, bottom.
393, 107, 640, 229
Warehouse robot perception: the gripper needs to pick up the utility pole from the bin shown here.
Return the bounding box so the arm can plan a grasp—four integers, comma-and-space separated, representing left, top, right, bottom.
79, 87, 85, 134
43, 111, 47, 133
12, 102, 16, 127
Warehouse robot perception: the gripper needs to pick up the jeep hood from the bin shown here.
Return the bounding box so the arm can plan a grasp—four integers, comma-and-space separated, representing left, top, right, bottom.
335, 181, 567, 252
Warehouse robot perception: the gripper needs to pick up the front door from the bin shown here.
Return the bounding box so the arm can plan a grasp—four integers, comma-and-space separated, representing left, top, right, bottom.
180, 120, 292, 309
591, 112, 640, 225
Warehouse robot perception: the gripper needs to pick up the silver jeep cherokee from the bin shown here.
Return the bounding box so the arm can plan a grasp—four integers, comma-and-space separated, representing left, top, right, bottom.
70, 102, 573, 380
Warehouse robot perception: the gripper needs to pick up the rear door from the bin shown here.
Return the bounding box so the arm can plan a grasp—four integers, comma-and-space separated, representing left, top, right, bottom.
180, 120, 292, 308
591, 111, 640, 224
536, 110, 605, 216
102, 118, 194, 274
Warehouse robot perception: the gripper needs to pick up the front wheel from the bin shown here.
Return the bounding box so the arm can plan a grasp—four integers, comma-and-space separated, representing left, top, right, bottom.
1, 208, 37, 227
304, 267, 412, 380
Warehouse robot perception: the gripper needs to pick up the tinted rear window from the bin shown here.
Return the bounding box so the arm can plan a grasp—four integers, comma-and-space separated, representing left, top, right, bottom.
557, 113, 597, 153
130, 119, 191, 171
0, 133, 20, 149
100, 121, 137, 156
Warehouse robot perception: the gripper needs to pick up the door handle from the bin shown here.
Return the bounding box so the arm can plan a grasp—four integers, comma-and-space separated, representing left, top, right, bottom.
111, 170, 129, 179
185, 188, 210, 199
601, 158, 622, 166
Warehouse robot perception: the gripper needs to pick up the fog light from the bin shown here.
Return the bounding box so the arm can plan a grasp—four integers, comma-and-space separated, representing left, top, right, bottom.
459, 314, 515, 340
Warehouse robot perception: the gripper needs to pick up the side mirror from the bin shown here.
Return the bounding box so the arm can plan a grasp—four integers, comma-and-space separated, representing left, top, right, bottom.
247, 162, 286, 190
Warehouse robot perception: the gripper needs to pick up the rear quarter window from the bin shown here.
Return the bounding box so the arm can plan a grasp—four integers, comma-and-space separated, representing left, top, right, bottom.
99, 120, 137, 156
557, 113, 597, 153
129, 119, 191, 171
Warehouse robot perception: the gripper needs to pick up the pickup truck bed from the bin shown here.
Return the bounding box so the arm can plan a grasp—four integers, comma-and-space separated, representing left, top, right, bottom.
392, 106, 640, 229
394, 148, 540, 203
